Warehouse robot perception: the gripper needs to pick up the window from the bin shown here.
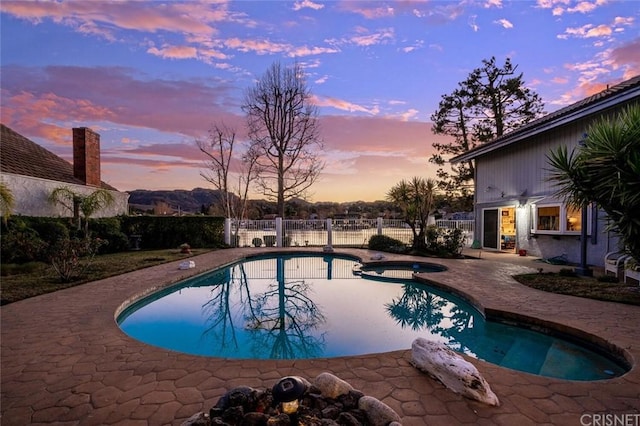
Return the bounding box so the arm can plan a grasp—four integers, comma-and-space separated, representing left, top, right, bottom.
532, 204, 589, 235
537, 206, 560, 231
566, 205, 582, 232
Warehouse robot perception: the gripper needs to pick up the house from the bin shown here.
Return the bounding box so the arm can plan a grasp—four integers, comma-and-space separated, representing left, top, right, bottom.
451, 75, 640, 267
0, 124, 129, 218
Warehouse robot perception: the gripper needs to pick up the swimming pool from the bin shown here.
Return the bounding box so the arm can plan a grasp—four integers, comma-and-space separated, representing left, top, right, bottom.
117, 253, 628, 380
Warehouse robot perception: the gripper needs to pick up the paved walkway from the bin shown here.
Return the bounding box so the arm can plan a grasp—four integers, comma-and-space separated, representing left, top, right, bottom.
1, 248, 639, 425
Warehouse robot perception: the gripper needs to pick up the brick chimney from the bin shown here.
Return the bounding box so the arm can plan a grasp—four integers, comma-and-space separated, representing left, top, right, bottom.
72, 127, 101, 187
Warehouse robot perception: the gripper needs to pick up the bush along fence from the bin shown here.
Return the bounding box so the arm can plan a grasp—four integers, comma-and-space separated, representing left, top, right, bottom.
224, 218, 474, 249
1, 215, 227, 265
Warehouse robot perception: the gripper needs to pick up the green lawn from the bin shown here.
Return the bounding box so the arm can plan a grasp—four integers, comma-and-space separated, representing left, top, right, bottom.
1, 249, 211, 305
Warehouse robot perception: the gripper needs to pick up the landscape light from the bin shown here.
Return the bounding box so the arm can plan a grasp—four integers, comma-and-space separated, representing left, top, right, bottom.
272, 376, 307, 414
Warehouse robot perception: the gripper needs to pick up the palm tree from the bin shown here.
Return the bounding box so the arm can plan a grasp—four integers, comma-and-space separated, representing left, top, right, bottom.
49, 187, 115, 235
387, 177, 436, 251
0, 182, 15, 226
547, 103, 640, 262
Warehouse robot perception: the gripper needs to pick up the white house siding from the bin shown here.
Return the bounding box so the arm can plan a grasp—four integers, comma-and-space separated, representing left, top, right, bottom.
1, 173, 129, 218
473, 117, 621, 266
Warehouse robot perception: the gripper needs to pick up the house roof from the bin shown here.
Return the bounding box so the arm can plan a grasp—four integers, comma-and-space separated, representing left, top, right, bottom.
451, 74, 640, 163
0, 123, 117, 191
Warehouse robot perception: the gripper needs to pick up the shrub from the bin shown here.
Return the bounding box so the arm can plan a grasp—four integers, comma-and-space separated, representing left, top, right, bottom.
0, 219, 47, 263
31, 219, 70, 245
48, 237, 107, 282
120, 216, 225, 249
559, 268, 577, 277
368, 235, 407, 253
423, 226, 466, 257
89, 217, 129, 253
597, 275, 620, 283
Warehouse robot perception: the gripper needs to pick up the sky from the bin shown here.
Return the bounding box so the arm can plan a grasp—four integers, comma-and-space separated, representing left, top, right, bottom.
1, 0, 639, 203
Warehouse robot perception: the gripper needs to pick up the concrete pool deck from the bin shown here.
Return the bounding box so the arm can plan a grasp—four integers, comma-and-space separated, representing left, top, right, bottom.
1, 248, 639, 425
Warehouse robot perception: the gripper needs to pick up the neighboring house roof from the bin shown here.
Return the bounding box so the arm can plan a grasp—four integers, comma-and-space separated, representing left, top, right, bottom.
452, 75, 640, 163
0, 123, 117, 191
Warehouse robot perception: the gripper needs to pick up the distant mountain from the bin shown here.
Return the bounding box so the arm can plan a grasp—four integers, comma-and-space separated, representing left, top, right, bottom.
128, 188, 225, 213
127, 188, 402, 218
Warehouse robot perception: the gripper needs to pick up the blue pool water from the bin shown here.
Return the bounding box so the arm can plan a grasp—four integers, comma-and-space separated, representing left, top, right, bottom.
117, 253, 627, 380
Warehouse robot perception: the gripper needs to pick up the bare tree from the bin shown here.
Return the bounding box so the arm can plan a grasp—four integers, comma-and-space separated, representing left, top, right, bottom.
242, 61, 324, 218
197, 124, 260, 220
197, 124, 236, 218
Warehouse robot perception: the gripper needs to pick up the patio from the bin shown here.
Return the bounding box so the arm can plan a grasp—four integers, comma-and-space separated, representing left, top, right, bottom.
1, 248, 639, 426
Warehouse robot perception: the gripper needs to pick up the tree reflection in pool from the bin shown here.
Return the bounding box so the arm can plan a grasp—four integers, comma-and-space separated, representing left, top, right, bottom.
117, 253, 627, 380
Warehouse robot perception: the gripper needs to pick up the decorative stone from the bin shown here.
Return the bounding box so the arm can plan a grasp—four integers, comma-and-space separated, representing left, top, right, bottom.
266, 413, 291, 425
215, 386, 255, 410
313, 372, 354, 399
357, 395, 401, 426
411, 337, 500, 406
337, 390, 364, 410
242, 411, 269, 425
337, 411, 361, 426
180, 411, 208, 426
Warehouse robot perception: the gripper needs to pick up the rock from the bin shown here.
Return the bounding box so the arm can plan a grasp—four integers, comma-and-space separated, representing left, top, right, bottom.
358, 395, 401, 426
337, 390, 364, 410
222, 405, 245, 424
336, 411, 361, 426
411, 337, 500, 406
242, 411, 269, 425
321, 405, 342, 419
313, 372, 354, 399
266, 413, 291, 425
180, 411, 208, 426
215, 386, 262, 412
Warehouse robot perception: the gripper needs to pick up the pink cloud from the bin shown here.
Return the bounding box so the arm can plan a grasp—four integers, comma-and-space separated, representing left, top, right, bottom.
0, 1, 224, 37
319, 115, 443, 157
610, 38, 640, 78
339, 2, 395, 19
147, 45, 199, 60
313, 96, 379, 115
1, 65, 242, 138
293, 0, 325, 11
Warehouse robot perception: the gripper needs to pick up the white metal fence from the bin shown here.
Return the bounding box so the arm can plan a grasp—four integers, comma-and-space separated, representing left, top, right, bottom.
224, 218, 474, 248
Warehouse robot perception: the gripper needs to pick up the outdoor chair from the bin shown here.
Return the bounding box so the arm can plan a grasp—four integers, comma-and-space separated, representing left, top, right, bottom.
604, 252, 630, 279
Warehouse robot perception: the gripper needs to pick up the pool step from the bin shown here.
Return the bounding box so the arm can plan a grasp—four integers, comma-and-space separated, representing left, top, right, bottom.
538, 340, 593, 380
499, 337, 552, 375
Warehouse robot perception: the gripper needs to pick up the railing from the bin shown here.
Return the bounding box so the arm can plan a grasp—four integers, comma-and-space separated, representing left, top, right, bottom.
435, 219, 474, 233
225, 218, 474, 248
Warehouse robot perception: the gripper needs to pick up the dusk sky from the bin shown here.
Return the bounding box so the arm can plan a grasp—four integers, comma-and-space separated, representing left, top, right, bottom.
1, 1, 639, 202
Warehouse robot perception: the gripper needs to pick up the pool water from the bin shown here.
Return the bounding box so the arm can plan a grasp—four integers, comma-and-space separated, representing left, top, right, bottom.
117, 253, 627, 380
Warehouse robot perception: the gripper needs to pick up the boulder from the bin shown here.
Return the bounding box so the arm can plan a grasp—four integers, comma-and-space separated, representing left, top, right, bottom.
358, 395, 402, 426
411, 338, 499, 406
313, 372, 354, 399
